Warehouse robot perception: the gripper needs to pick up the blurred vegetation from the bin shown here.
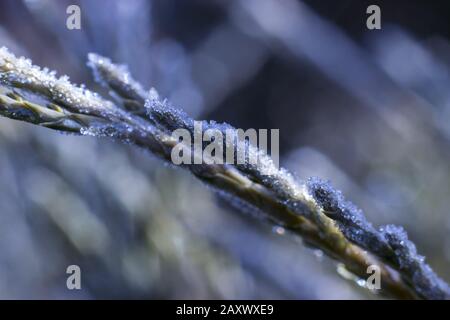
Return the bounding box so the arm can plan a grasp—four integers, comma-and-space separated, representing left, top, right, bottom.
0, 0, 450, 299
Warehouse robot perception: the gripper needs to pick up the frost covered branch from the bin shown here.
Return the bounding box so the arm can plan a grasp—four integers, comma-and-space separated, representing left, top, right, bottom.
1, 47, 449, 299
307, 178, 450, 299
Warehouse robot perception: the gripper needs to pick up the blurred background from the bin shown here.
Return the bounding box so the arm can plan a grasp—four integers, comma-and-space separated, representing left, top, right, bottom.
1, 0, 450, 299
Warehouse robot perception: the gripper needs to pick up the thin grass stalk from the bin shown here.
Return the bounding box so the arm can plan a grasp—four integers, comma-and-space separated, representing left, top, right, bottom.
1, 47, 449, 299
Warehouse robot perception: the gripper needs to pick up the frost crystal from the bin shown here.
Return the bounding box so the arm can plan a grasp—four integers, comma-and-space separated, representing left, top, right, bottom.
87, 53, 147, 103
307, 177, 450, 299
306, 177, 391, 255
2, 46, 450, 299
0, 47, 116, 115
144, 89, 308, 211
382, 225, 450, 299
145, 90, 194, 131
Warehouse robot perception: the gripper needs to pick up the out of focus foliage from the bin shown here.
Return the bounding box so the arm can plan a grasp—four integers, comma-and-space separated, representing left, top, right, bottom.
0, 0, 449, 299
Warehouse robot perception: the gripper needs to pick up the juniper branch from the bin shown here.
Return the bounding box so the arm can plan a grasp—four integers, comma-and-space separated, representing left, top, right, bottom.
1, 47, 449, 299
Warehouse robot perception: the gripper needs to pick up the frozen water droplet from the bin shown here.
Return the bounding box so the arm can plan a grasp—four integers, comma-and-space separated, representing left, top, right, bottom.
148, 87, 159, 101
357, 279, 366, 287
313, 249, 324, 261
273, 226, 285, 235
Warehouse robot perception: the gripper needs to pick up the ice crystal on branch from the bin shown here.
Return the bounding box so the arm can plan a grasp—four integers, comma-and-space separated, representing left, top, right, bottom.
2, 47, 448, 299
87, 53, 147, 111
0, 47, 116, 116
307, 177, 450, 299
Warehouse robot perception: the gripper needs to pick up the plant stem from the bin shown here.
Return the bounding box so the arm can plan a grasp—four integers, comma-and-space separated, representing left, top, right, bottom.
2, 48, 449, 299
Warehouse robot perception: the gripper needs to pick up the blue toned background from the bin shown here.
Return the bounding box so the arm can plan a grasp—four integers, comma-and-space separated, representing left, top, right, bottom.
0, 0, 449, 299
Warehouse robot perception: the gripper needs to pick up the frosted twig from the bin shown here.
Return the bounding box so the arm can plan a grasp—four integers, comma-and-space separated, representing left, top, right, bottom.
1, 47, 449, 299
85, 53, 449, 300
87, 53, 147, 112
307, 178, 450, 299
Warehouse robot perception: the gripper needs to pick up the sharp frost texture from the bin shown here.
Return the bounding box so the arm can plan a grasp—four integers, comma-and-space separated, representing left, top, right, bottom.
87, 53, 147, 106
145, 88, 307, 204
1, 47, 449, 300
307, 177, 450, 299
382, 225, 450, 299
0, 47, 117, 116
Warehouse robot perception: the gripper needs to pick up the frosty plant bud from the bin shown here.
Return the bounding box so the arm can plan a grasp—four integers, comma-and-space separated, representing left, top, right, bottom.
170, 121, 280, 168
